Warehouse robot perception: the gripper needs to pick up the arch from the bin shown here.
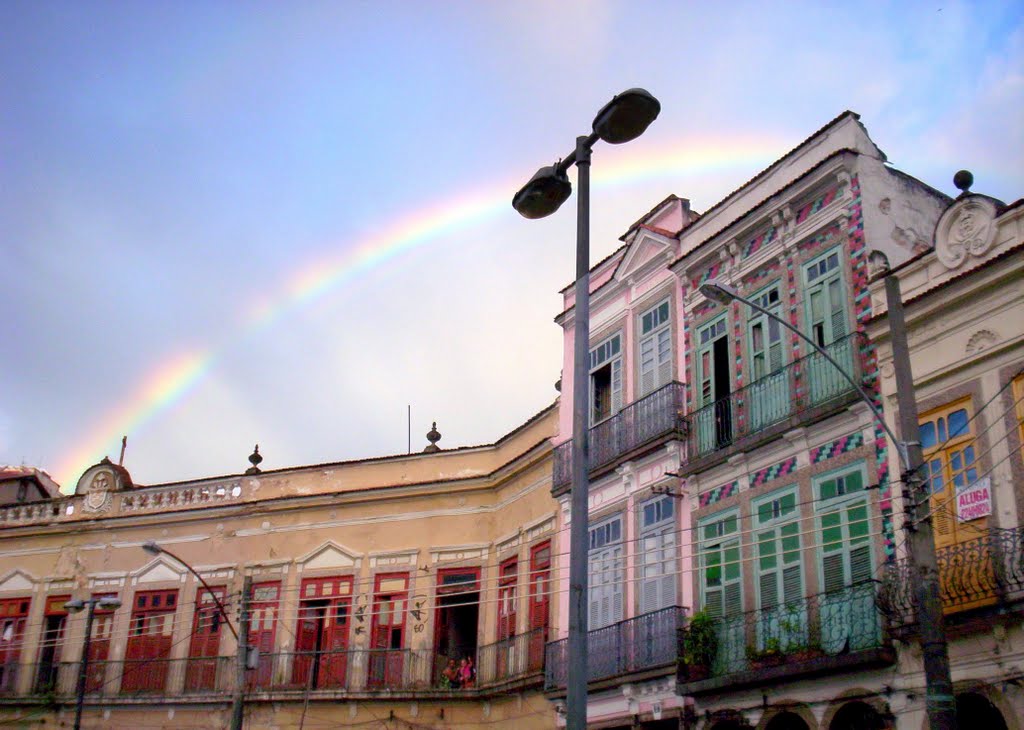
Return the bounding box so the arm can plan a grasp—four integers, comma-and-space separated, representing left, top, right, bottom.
829, 701, 887, 730
764, 711, 810, 730
956, 692, 1007, 730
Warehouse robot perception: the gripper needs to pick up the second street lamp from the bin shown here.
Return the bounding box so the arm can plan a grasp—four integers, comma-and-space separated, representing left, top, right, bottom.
513, 88, 660, 730
65, 595, 122, 730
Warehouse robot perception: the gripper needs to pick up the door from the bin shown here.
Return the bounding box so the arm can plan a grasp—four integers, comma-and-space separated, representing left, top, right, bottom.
368, 574, 408, 688
85, 597, 116, 693
247, 582, 281, 689
122, 590, 177, 693
753, 492, 805, 654
695, 318, 731, 455
0, 598, 30, 693
700, 513, 744, 673
291, 577, 353, 689
747, 286, 787, 430
184, 587, 224, 692
496, 558, 517, 678
35, 596, 69, 694
803, 249, 851, 404
527, 542, 551, 671
639, 299, 673, 397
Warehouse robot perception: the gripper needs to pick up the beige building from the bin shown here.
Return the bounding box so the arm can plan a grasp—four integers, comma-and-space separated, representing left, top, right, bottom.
868, 174, 1024, 728
0, 407, 560, 729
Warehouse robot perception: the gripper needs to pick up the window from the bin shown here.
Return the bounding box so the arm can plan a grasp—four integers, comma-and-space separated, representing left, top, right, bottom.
920, 399, 983, 548
589, 333, 623, 424
815, 465, 871, 592
753, 489, 802, 610
803, 248, 846, 348
588, 515, 624, 629
123, 589, 178, 693
699, 512, 741, 618
498, 558, 517, 641
638, 299, 673, 396
528, 541, 551, 669
639, 496, 677, 614
695, 316, 733, 454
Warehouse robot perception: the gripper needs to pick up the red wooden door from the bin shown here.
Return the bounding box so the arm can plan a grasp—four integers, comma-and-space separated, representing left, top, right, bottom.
290, 577, 352, 688
497, 558, 517, 677
247, 582, 281, 689
0, 597, 30, 693
184, 587, 224, 692
320, 597, 351, 687
122, 590, 177, 693
528, 542, 551, 671
368, 574, 408, 688
85, 596, 117, 692
35, 595, 69, 693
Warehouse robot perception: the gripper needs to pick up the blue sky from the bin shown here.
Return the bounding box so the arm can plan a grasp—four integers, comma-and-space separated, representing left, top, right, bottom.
2, 1, 1022, 488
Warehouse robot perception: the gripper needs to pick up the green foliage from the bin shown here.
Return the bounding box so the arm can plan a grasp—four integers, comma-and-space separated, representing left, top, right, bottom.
682, 610, 718, 668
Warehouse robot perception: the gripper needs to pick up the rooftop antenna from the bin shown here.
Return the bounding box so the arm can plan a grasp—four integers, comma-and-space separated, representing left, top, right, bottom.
118, 436, 128, 466
407, 405, 411, 455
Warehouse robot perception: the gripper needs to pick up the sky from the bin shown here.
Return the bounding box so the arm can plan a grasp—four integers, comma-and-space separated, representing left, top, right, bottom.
2, 1, 1022, 491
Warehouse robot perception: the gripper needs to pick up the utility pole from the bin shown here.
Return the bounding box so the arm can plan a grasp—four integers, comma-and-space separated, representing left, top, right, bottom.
885, 275, 957, 729
230, 575, 252, 730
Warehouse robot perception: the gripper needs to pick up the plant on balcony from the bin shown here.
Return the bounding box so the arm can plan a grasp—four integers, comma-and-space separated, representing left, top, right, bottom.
746, 637, 785, 668
681, 610, 718, 680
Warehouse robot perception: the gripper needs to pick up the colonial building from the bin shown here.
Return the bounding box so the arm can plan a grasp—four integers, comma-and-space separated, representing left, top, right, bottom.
0, 409, 560, 729
667, 112, 952, 730
545, 195, 696, 728
868, 173, 1024, 728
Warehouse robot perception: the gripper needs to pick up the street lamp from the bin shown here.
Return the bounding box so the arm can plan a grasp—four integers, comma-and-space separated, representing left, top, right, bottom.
141, 541, 248, 730
513, 88, 660, 730
65, 595, 122, 730
699, 278, 956, 729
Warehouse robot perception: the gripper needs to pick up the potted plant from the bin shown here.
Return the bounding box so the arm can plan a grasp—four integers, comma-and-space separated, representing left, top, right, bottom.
681, 610, 718, 681
746, 638, 785, 669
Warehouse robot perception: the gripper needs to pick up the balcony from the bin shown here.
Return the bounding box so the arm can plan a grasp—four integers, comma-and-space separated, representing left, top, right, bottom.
553, 382, 687, 493
544, 605, 686, 692
1, 637, 548, 705
678, 584, 892, 695
684, 333, 864, 472
880, 527, 1024, 625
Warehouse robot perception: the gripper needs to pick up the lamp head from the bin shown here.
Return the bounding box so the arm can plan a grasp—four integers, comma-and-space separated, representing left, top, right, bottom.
592, 88, 661, 144
699, 280, 738, 305
141, 540, 163, 556
64, 598, 85, 613
512, 164, 572, 219
96, 597, 122, 610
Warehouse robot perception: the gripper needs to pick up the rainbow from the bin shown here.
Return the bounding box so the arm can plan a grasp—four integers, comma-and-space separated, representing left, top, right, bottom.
51, 133, 786, 488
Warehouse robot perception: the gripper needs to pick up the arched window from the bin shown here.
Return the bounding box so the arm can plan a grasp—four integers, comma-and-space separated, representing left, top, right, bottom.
956, 692, 1007, 730
829, 701, 886, 730
765, 711, 809, 730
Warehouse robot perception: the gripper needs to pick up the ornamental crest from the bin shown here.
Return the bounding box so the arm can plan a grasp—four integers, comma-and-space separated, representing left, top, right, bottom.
935, 197, 997, 270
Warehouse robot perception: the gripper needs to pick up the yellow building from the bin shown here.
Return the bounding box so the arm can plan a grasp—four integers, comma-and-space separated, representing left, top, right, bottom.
0, 406, 560, 729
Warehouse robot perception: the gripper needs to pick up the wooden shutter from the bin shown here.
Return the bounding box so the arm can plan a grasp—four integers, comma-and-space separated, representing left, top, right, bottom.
657, 328, 672, 389
611, 359, 623, 414
640, 334, 656, 395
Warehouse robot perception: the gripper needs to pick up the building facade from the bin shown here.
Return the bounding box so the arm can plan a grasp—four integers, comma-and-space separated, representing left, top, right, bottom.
868, 177, 1024, 728
0, 409, 561, 729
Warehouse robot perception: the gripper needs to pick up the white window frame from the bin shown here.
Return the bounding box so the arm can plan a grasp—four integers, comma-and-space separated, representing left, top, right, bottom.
637, 298, 673, 397
638, 495, 677, 615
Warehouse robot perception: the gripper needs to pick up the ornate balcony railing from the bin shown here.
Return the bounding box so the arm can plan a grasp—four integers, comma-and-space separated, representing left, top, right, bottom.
879, 527, 1024, 622
553, 382, 687, 490
679, 584, 887, 686
688, 333, 863, 460
544, 605, 686, 691
475, 628, 545, 686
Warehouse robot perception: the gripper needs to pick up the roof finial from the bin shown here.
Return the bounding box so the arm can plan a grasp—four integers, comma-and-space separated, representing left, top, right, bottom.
953, 169, 974, 195
423, 422, 442, 453
246, 444, 263, 475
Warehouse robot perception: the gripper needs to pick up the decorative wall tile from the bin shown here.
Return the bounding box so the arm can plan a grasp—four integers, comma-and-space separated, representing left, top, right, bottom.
699, 480, 740, 508
810, 432, 864, 463
750, 456, 798, 488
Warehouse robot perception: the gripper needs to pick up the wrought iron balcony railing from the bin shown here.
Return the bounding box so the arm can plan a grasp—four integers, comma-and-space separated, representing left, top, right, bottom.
879, 527, 1024, 622
679, 583, 888, 686
688, 333, 863, 461
544, 605, 686, 691
475, 628, 545, 686
553, 381, 686, 490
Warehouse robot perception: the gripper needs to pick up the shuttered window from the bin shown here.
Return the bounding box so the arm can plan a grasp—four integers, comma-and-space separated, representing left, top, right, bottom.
748, 286, 785, 381
638, 496, 677, 614
753, 489, 802, 610
699, 512, 741, 618
638, 299, 672, 396
588, 516, 624, 629
815, 465, 871, 591
803, 249, 846, 348
590, 333, 622, 424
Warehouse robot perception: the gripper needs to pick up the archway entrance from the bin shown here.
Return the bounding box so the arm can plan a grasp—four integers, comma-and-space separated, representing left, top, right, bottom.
956, 692, 1006, 730
830, 701, 886, 730
765, 711, 809, 730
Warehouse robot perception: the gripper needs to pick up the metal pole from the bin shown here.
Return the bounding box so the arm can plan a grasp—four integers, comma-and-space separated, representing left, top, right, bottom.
72, 601, 97, 730
566, 134, 593, 730
885, 275, 957, 729
154, 545, 239, 640
230, 576, 253, 730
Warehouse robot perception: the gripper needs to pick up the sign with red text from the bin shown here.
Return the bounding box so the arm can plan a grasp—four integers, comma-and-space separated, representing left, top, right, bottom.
956, 476, 991, 522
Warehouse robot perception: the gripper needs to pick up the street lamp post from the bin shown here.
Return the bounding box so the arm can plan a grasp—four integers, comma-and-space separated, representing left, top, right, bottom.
513, 88, 660, 730
700, 279, 956, 729
141, 541, 248, 730
65, 595, 122, 730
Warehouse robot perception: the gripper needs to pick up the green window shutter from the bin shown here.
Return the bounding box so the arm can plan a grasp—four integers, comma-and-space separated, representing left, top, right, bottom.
829, 278, 846, 339
822, 552, 846, 593
724, 581, 742, 616
782, 565, 802, 604
767, 318, 784, 371
704, 586, 723, 618
850, 544, 872, 585
759, 571, 778, 609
